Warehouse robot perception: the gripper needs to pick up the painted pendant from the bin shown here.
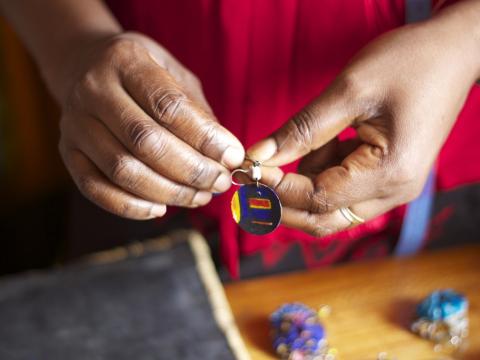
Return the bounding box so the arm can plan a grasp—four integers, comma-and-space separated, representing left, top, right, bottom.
231, 183, 282, 235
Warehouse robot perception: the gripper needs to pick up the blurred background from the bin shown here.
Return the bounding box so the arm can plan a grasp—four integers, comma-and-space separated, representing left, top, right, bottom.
0, 19, 69, 275
0, 18, 190, 276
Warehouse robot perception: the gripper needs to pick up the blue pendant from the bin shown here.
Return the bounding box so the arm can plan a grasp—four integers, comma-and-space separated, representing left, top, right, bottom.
231, 183, 282, 235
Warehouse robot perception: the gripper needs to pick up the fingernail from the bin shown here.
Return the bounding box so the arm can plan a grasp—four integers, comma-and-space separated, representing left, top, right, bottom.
212, 173, 231, 192
152, 204, 167, 217
192, 191, 212, 206
221, 146, 245, 168
247, 138, 277, 162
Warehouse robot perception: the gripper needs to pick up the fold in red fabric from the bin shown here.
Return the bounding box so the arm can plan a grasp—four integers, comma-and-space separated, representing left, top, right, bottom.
106, 0, 480, 278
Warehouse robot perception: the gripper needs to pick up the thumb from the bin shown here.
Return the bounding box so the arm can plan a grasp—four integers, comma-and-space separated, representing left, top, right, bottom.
247, 84, 361, 166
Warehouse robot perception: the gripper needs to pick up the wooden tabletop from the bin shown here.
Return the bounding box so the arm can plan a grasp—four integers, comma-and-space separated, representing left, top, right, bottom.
225, 245, 480, 360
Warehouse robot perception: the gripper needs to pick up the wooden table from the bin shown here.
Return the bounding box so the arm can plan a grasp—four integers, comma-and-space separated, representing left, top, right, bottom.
225, 246, 480, 360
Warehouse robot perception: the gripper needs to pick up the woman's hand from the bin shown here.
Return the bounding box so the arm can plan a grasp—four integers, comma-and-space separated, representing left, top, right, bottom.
247, 2, 480, 236
59, 32, 244, 219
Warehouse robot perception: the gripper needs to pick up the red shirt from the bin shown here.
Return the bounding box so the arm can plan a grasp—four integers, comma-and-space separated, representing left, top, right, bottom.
106, 0, 480, 278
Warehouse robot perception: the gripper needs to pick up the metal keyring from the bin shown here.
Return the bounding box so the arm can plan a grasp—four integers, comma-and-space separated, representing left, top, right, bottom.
232, 160, 263, 187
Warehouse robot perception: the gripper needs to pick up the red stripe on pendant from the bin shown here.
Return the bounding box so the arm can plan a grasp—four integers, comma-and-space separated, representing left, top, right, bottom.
249, 198, 271, 209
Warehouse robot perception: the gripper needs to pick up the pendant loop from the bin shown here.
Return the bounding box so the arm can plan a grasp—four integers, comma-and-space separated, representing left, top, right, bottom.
250, 161, 262, 182
230, 168, 249, 186
230, 158, 282, 235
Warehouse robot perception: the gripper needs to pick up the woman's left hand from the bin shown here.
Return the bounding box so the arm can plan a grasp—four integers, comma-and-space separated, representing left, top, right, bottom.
247, 2, 480, 237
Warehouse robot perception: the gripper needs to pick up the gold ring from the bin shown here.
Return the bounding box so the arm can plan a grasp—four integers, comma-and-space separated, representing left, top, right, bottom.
339, 207, 365, 226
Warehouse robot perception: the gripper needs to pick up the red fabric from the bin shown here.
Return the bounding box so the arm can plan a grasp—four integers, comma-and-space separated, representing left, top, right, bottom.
106, 0, 480, 278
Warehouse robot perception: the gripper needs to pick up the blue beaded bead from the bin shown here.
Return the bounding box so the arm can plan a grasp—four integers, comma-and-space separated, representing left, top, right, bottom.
416, 289, 468, 321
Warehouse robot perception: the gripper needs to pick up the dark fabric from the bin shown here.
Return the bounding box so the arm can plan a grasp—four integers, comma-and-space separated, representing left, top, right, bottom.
66, 188, 191, 259
0, 240, 234, 360
426, 183, 480, 249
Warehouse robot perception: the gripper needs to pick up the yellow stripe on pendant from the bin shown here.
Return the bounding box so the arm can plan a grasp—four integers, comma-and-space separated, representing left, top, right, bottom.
231, 191, 241, 223
251, 220, 273, 226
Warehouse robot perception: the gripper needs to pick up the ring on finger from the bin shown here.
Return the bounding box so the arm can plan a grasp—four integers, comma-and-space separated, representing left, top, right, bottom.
339, 207, 365, 226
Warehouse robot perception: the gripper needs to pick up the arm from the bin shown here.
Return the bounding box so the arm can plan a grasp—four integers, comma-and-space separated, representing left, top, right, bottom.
0, 0, 121, 102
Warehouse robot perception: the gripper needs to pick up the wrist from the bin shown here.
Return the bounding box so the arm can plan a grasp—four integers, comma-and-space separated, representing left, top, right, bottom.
45, 29, 122, 105
429, 0, 480, 82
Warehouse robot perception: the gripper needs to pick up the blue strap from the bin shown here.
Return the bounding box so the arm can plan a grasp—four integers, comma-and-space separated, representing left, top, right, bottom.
405, 0, 432, 22
395, 169, 436, 256
394, 0, 433, 256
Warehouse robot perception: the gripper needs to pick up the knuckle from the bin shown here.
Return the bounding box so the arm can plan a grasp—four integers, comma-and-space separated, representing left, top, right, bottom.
197, 122, 218, 153
336, 71, 360, 96
187, 163, 207, 186
308, 185, 330, 214
117, 200, 151, 219
274, 175, 297, 201
104, 36, 144, 63
78, 71, 100, 94
170, 186, 194, 206
186, 162, 218, 189
110, 156, 138, 188
308, 226, 328, 238
150, 89, 186, 126
65, 72, 97, 111
117, 200, 135, 218
123, 119, 166, 158
335, 71, 379, 115
336, 71, 368, 101
76, 174, 98, 198
288, 110, 315, 149
303, 213, 334, 238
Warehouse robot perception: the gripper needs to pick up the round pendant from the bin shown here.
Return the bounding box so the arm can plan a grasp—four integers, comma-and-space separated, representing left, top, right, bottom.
231, 183, 282, 235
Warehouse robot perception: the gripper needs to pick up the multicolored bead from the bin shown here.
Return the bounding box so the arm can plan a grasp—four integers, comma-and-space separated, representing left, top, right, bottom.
411, 289, 469, 352
270, 303, 334, 360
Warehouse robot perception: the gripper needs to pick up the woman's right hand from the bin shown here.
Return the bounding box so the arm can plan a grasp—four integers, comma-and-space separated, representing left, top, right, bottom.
58, 32, 244, 219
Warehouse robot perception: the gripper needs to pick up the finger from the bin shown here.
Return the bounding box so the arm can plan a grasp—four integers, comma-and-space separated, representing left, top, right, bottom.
297, 139, 339, 179
258, 167, 325, 211
281, 197, 394, 238
247, 80, 362, 166
298, 138, 361, 179
311, 143, 386, 207
69, 115, 212, 208
120, 53, 245, 168
62, 148, 167, 220
259, 144, 384, 214
89, 86, 233, 193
